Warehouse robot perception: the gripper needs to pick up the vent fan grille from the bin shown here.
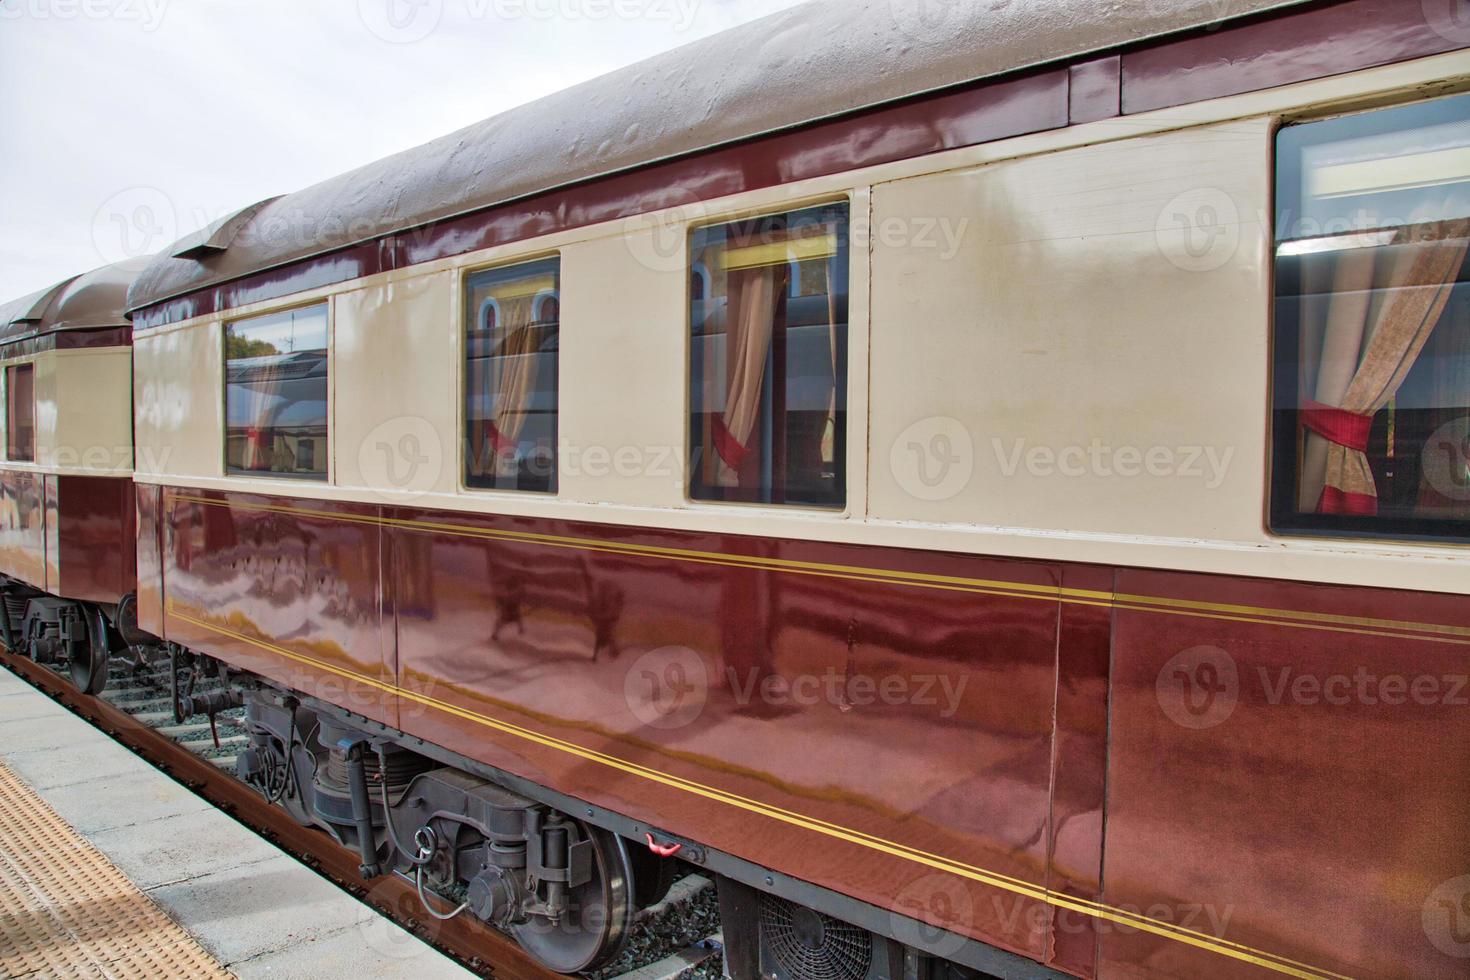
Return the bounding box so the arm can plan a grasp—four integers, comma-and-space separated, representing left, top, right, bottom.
760, 895, 872, 980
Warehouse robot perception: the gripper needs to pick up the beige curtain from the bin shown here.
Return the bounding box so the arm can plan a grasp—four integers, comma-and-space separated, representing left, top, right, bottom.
242, 364, 283, 471
715, 264, 782, 486
820, 257, 838, 467
467, 319, 490, 479
487, 295, 541, 479
1299, 217, 1470, 514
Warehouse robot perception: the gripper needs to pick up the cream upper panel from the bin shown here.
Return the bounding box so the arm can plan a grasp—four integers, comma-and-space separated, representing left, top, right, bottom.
0, 347, 133, 477
869, 118, 1271, 541
50, 348, 134, 475
334, 274, 454, 496
557, 235, 690, 510
134, 323, 222, 480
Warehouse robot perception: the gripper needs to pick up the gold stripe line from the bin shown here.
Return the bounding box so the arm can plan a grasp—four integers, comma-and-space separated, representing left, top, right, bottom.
169, 492, 1468, 645
1110, 603, 1470, 647
1113, 592, 1470, 640
166, 604, 1350, 980
171, 494, 1101, 602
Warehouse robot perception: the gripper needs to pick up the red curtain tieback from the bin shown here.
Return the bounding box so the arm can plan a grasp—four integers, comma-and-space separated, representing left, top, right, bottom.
486, 420, 514, 456
1301, 400, 1373, 453
710, 415, 751, 469
1318, 485, 1378, 517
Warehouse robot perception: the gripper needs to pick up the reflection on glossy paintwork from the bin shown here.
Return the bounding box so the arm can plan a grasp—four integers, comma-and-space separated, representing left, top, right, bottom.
0, 471, 133, 605
0, 470, 46, 588
164, 492, 396, 728
1106, 569, 1470, 979
157, 486, 1470, 979
165, 489, 1072, 965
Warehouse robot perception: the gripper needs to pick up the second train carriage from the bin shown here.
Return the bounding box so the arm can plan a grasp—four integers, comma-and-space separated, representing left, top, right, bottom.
0, 259, 141, 692
2, 1, 1468, 978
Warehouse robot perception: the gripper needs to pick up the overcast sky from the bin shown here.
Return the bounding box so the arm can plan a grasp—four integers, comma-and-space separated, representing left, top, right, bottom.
0, 0, 813, 300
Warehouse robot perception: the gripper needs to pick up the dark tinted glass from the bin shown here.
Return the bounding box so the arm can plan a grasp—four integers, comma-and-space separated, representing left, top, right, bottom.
1272, 94, 1470, 540
225, 305, 329, 480
689, 203, 849, 507
465, 258, 560, 493
6, 363, 33, 463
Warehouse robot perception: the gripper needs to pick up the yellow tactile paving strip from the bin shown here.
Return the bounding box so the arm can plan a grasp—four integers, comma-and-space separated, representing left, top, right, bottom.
0, 759, 235, 980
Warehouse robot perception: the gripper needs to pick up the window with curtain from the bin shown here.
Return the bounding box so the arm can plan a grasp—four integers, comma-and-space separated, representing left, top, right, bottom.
464, 257, 560, 493
6, 363, 34, 463
224, 304, 329, 480
1272, 93, 1470, 539
689, 203, 849, 507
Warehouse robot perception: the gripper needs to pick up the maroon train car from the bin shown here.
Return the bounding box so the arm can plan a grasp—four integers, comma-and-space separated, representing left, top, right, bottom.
0, 260, 140, 692
13, 1, 1462, 979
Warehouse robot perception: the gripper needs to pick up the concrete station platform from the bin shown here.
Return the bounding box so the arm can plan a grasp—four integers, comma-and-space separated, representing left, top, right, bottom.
0, 664, 477, 979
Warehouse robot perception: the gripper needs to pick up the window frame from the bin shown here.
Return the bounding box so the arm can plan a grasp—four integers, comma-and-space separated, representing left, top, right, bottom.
458, 252, 562, 496
1268, 94, 1470, 544
5, 361, 35, 464
684, 197, 854, 512
220, 301, 332, 483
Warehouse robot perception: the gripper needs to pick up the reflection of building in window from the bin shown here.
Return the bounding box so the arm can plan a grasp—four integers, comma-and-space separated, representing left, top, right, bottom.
224, 304, 329, 480
464, 258, 560, 493
1272, 92, 1470, 538
689, 203, 849, 508
6, 363, 34, 463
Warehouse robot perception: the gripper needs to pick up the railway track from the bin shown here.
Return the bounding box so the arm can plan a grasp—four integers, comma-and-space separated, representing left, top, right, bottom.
0, 649, 724, 980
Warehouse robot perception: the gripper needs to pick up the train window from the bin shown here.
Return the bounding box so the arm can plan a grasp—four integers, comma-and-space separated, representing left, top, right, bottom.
464, 257, 560, 493
5, 363, 34, 463
224, 304, 329, 480
1272, 93, 1470, 540
689, 202, 849, 507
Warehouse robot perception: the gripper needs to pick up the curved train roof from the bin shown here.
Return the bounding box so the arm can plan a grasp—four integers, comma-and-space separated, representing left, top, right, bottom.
0, 258, 148, 344
129, 0, 1309, 313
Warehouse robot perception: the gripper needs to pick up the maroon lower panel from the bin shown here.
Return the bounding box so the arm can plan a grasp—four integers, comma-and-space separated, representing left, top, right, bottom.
50, 474, 135, 604
1105, 569, 1470, 980
161, 491, 398, 729
0, 468, 45, 589
0, 470, 136, 603
155, 485, 1470, 979
161, 488, 1072, 965
388, 507, 1065, 964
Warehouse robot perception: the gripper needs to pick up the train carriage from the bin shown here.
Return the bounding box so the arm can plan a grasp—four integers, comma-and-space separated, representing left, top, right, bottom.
1, 1, 1463, 978
0, 260, 141, 692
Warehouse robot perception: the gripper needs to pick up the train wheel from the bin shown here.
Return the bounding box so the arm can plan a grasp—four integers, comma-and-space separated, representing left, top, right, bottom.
67, 605, 110, 696
511, 823, 635, 974
629, 844, 676, 909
